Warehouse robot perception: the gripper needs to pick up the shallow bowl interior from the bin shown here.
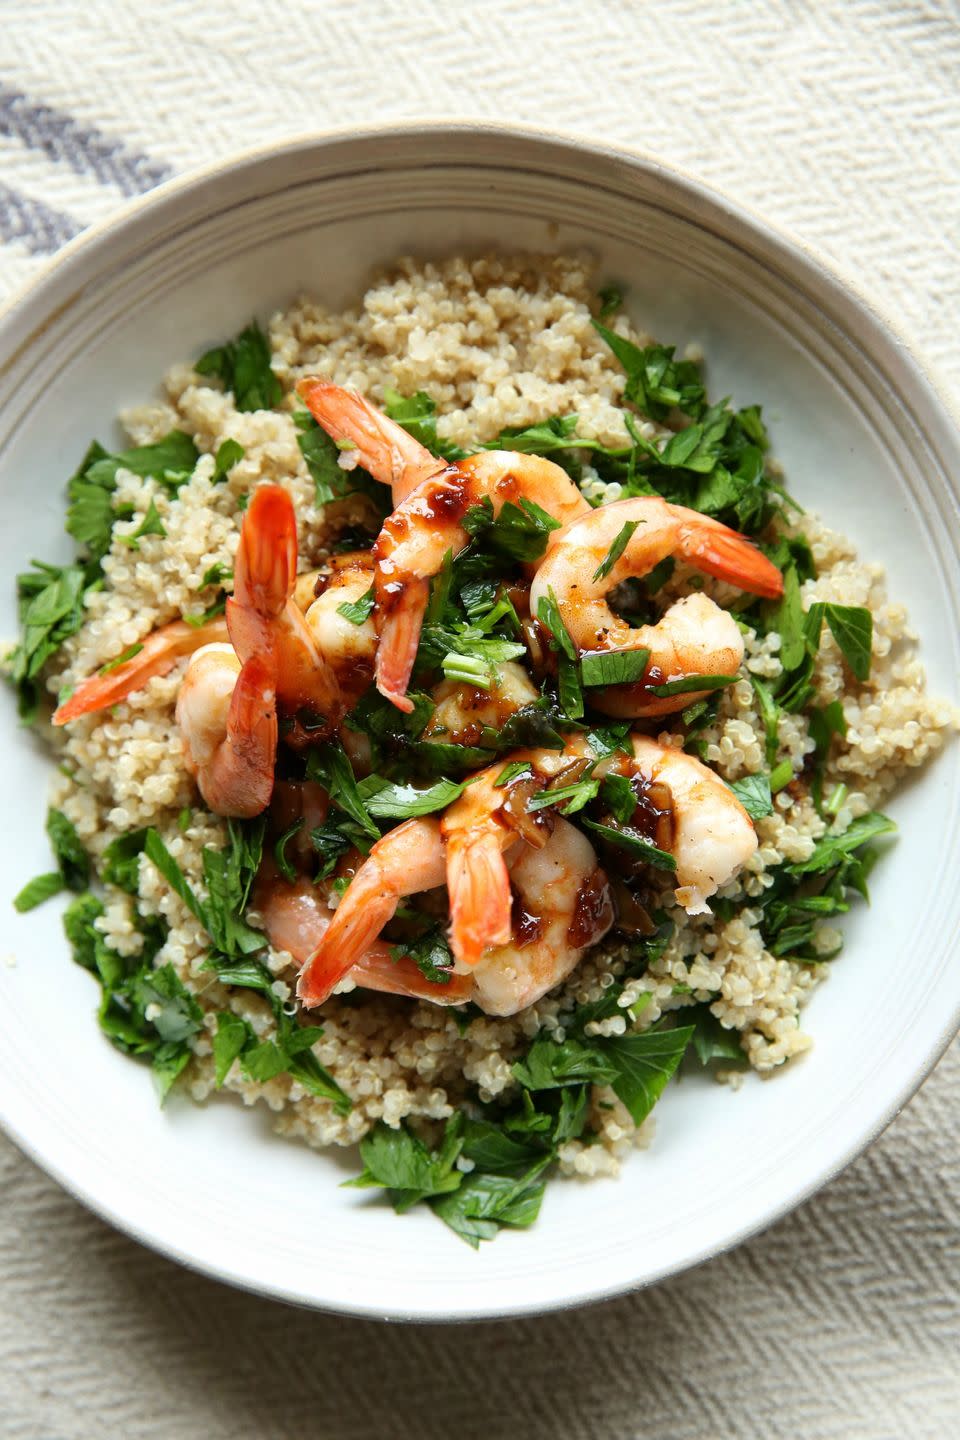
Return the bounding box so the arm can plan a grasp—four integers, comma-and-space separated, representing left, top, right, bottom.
0, 126, 957, 1321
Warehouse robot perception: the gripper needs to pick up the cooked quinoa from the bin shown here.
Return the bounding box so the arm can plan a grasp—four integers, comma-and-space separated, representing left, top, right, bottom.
30, 253, 955, 1184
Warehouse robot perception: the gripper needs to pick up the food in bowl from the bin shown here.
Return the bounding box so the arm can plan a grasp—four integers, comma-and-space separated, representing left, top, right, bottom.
8, 253, 953, 1246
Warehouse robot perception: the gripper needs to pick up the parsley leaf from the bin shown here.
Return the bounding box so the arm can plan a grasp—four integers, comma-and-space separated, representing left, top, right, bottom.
581, 818, 677, 871
306, 740, 379, 839
101, 828, 149, 893
728, 772, 774, 821
196, 321, 283, 411
395, 928, 456, 985
580, 649, 650, 687
80, 431, 199, 493
646, 672, 739, 698
144, 822, 266, 958
15, 807, 91, 910
212, 1011, 251, 1086
204, 966, 348, 1110
336, 586, 375, 625
13, 872, 63, 912
45, 808, 90, 890
592, 324, 705, 421
536, 587, 577, 662
750, 675, 781, 764
8, 561, 88, 720
359, 775, 465, 818
211, 438, 245, 482
592, 519, 640, 581
294, 410, 348, 505
345, 1117, 464, 1213
432, 1160, 550, 1248
688, 1006, 747, 1067
273, 819, 303, 883
63, 891, 202, 1103
818, 603, 872, 681
383, 388, 467, 461
512, 1036, 618, 1090
462, 495, 562, 564
599, 1025, 694, 1125
119, 497, 166, 549
787, 811, 895, 876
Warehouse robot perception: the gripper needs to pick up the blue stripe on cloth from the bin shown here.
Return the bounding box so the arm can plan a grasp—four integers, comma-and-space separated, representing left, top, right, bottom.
0, 85, 172, 196
0, 181, 83, 255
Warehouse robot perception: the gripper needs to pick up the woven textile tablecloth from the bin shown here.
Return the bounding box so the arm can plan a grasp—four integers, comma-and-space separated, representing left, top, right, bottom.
2, 3, 958, 1437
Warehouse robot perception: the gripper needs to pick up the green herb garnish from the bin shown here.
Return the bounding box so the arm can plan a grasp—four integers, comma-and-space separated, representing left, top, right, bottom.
196, 321, 282, 412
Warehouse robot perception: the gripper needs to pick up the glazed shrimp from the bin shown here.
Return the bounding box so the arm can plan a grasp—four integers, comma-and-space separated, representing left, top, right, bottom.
52, 614, 229, 725
226, 484, 342, 729
254, 868, 473, 1005
424, 660, 539, 747
296, 378, 446, 505
627, 736, 757, 914
297, 818, 448, 1006
438, 739, 596, 966
374, 452, 590, 710
174, 643, 277, 817
468, 819, 613, 1016
281, 818, 610, 1016
529, 496, 783, 717
51, 483, 343, 728
301, 551, 377, 707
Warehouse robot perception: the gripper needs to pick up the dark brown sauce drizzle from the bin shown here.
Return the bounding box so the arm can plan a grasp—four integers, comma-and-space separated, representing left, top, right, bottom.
512, 891, 543, 948
630, 776, 675, 854
568, 868, 615, 948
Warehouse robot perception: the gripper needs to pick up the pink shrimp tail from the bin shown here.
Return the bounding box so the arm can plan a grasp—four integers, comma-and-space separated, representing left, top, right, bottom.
198, 653, 278, 818
298, 873, 396, 1008
676, 512, 784, 599
232, 484, 297, 617
296, 377, 442, 503
350, 943, 474, 1005
447, 832, 513, 968
52, 615, 230, 725
374, 575, 429, 712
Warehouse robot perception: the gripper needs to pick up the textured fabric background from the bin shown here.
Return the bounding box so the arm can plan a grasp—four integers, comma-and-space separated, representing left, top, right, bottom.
1, 2, 958, 1436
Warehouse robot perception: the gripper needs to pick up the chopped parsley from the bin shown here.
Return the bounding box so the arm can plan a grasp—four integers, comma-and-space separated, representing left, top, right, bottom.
195, 321, 283, 411
14, 807, 90, 911
727, 772, 774, 821
119, 498, 166, 549
592, 519, 640, 581
336, 586, 375, 625
211, 437, 245, 482
646, 672, 740, 698
580, 649, 650, 688
383, 388, 467, 461
462, 495, 562, 564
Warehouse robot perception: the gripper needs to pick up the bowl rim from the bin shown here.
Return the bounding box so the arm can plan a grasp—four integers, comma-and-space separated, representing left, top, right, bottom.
1, 118, 958, 1323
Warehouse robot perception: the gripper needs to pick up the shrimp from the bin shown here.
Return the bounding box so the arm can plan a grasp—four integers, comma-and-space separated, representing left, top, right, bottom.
297, 818, 448, 1006
51, 482, 345, 729
226, 483, 342, 730
424, 660, 539, 747
174, 643, 277, 817
52, 614, 229, 725
254, 868, 472, 1006
296, 378, 446, 505
627, 736, 757, 914
529, 496, 784, 717
469, 819, 613, 1016
281, 818, 611, 1017
373, 452, 590, 710
439, 753, 550, 968
301, 551, 377, 707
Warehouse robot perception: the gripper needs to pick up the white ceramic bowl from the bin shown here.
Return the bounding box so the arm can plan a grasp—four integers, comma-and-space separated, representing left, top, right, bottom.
1, 124, 958, 1322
